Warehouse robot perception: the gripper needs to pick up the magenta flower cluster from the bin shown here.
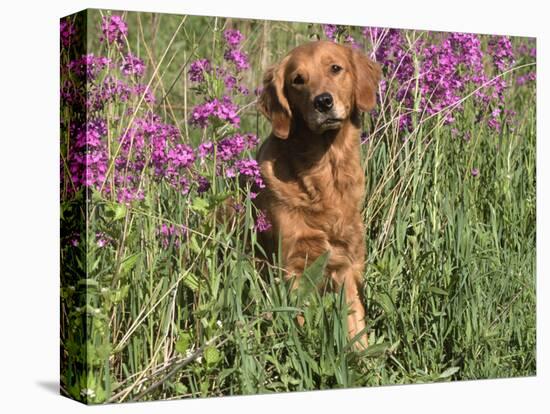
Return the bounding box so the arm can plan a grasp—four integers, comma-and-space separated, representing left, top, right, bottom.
86, 76, 155, 112
323, 24, 357, 47
68, 54, 111, 80
187, 31, 253, 128
197, 133, 264, 190
234, 159, 264, 189
488, 36, 515, 72
224, 29, 244, 48
419, 33, 486, 123
188, 58, 212, 83
157, 224, 187, 248
323, 25, 339, 41
213, 134, 264, 190
121, 53, 145, 77
61, 16, 152, 112
60, 20, 76, 48
255, 210, 272, 232
61, 16, 270, 233
514, 39, 536, 87
219, 67, 250, 94
101, 15, 128, 44
190, 96, 240, 128
223, 29, 250, 72
66, 120, 108, 189
65, 111, 204, 202
516, 71, 536, 86
223, 49, 250, 72
361, 27, 524, 132
113, 114, 197, 197
66, 231, 112, 248
187, 29, 251, 97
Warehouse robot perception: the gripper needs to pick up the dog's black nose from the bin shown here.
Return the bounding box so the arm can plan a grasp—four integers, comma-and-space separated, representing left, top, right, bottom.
313, 93, 334, 112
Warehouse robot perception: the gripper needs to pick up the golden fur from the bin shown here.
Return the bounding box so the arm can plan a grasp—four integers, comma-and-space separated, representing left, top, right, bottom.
255, 41, 381, 349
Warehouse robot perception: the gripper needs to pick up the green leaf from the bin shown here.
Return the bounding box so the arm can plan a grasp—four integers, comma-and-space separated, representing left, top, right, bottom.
96, 343, 112, 359
174, 383, 188, 394
200, 379, 210, 395
175, 331, 192, 355
91, 188, 103, 203
190, 197, 210, 215
94, 384, 106, 403
428, 286, 449, 296
189, 234, 202, 255
439, 366, 460, 379
113, 203, 127, 221
204, 346, 221, 366
119, 252, 141, 275
111, 284, 129, 303
295, 251, 330, 300
375, 292, 396, 315
361, 342, 390, 357
210, 191, 232, 205
217, 367, 237, 382
264, 306, 303, 313
106, 201, 127, 221
182, 273, 199, 292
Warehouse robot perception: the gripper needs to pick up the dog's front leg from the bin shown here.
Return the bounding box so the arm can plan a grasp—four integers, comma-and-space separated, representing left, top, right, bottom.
332, 268, 368, 350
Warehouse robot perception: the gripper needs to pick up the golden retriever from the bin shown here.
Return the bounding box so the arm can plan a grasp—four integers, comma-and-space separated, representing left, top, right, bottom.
255, 40, 381, 349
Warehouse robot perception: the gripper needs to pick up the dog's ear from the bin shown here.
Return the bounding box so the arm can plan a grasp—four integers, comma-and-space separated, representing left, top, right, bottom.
258, 57, 292, 139
351, 49, 381, 112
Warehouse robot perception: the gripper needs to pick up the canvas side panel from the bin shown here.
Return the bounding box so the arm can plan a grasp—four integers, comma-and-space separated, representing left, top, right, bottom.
60, 9, 90, 405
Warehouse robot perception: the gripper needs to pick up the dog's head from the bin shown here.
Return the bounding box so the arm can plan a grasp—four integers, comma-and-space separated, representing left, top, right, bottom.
258, 41, 381, 139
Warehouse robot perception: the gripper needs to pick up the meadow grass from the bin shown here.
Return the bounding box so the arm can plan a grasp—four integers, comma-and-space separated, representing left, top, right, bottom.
60, 10, 536, 403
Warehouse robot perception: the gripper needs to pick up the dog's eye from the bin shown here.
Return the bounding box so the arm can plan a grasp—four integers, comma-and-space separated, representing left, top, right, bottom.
331, 64, 343, 74
292, 74, 305, 85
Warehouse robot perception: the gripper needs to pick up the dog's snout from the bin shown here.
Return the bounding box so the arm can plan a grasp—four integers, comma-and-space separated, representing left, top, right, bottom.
313, 93, 334, 112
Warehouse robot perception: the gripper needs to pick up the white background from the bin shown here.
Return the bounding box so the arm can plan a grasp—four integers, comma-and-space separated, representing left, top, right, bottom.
0, 0, 547, 412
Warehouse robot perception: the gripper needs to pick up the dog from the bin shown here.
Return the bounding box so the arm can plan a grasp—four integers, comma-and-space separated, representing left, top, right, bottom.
254, 40, 381, 349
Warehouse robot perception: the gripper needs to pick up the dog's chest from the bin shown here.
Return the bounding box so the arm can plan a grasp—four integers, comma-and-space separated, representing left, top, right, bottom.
298, 148, 364, 210
292, 155, 364, 246
258, 136, 365, 241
